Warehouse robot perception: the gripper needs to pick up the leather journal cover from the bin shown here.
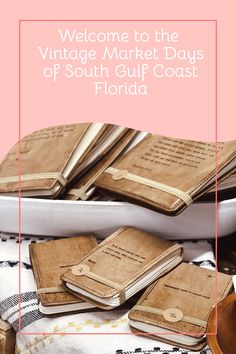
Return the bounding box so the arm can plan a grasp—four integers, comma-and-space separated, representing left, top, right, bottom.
0, 122, 106, 198
128, 262, 233, 351
64, 129, 137, 201
0, 318, 15, 354
61, 227, 183, 310
29, 236, 98, 315
95, 135, 236, 215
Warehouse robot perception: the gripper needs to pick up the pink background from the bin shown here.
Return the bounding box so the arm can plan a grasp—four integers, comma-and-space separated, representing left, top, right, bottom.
1, 1, 236, 162
21, 21, 215, 141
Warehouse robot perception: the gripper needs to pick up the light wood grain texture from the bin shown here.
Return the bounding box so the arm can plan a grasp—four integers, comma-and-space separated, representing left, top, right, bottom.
207, 293, 236, 354
0, 318, 15, 354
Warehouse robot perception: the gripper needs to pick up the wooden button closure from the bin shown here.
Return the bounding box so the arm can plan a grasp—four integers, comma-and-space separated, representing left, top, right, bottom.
71, 264, 90, 276
112, 170, 128, 180
163, 308, 183, 322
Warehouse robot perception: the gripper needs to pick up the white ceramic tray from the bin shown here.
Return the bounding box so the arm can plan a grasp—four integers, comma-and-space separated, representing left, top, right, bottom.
0, 196, 235, 239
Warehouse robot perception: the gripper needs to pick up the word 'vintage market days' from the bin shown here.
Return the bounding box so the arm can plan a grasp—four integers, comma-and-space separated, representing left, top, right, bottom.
38, 45, 204, 65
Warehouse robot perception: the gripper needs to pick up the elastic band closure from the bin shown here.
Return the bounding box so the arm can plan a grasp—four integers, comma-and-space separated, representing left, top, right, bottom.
133, 305, 207, 328
105, 167, 192, 206
0, 173, 68, 187
37, 284, 65, 295
86, 271, 126, 304
71, 264, 126, 304
67, 188, 89, 201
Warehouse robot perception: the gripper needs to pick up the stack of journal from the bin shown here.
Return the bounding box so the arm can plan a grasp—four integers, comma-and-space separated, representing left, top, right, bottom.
30, 236, 97, 314
128, 262, 233, 351
16, 229, 233, 352
0, 122, 132, 198
61, 227, 183, 309
1, 124, 236, 210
